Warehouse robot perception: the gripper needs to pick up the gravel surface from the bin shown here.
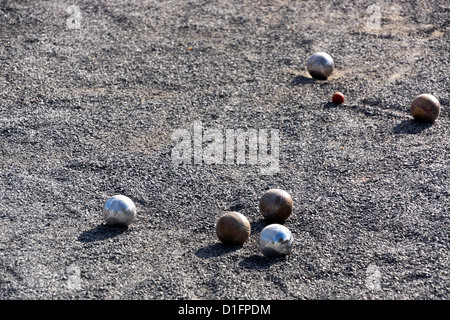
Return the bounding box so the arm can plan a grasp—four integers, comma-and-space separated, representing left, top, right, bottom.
0, 0, 449, 300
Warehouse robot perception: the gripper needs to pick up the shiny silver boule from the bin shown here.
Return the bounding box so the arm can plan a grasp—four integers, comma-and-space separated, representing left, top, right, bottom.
307, 52, 334, 80
259, 224, 294, 257
103, 195, 136, 227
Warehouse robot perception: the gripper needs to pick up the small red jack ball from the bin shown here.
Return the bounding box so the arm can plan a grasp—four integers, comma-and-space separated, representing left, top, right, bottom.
332, 92, 345, 104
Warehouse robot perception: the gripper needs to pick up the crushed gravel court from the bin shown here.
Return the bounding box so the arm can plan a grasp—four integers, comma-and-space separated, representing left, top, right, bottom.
0, 0, 449, 300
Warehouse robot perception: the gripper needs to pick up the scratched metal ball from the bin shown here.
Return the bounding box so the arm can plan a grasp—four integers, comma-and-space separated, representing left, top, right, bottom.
103, 195, 136, 227
307, 52, 334, 80
216, 211, 251, 245
410, 94, 441, 123
259, 189, 293, 222
259, 224, 294, 257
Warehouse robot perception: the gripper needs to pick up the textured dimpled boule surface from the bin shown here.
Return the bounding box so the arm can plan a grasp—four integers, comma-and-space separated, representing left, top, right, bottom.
259, 189, 293, 222
216, 211, 251, 245
410, 94, 441, 123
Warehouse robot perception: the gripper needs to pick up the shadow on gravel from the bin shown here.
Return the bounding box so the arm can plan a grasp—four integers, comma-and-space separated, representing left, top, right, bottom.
250, 220, 268, 235
290, 75, 316, 86
195, 243, 241, 259
195, 220, 271, 259
239, 254, 284, 270
77, 224, 128, 242
393, 119, 432, 134
323, 102, 338, 109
